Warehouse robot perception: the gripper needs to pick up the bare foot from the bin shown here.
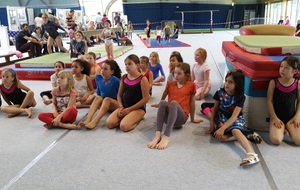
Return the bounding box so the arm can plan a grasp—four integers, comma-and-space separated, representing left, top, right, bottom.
147, 132, 161, 149
43, 124, 53, 129
155, 135, 170, 150
85, 120, 98, 129
7, 113, 17, 118
59, 122, 79, 130
26, 108, 33, 118
43, 99, 52, 105
79, 119, 90, 127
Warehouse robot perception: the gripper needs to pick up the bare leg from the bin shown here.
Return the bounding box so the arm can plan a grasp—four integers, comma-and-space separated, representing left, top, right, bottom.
47, 37, 54, 54
1, 106, 32, 118
58, 122, 78, 130
147, 131, 161, 149
105, 109, 122, 129
286, 122, 300, 145
109, 44, 114, 60
119, 109, 145, 132
20, 90, 36, 108
80, 96, 103, 126
55, 36, 68, 52
85, 98, 118, 129
269, 120, 285, 145
42, 95, 52, 105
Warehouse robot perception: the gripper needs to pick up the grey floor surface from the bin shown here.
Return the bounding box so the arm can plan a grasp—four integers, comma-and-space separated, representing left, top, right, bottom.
0, 30, 300, 190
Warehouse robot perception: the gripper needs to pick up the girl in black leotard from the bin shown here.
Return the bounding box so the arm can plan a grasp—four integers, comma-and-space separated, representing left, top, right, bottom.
41, 13, 68, 54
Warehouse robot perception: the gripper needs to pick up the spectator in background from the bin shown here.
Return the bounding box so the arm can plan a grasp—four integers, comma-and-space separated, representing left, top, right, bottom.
34, 13, 43, 28
170, 21, 179, 39
66, 9, 75, 30
114, 12, 120, 26
48, 11, 59, 25
284, 16, 291, 26
16, 23, 42, 57
101, 14, 108, 28
95, 12, 102, 29
295, 20, 300, 37
31, 26, 47, 55
277, 16, 284, 25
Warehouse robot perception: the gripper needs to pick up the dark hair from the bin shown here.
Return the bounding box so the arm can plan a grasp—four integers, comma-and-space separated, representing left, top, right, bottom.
70, 23, 77, 30
38, 13, 43, 17
224, 69, 244, 98
140, 56, 149, 65
282, 56, 299, 70
72, 59, 91, 76
125, 54, 140, 65
104, 20, 111, 26
33, 26, 41, 33
21, 23, 29, 29
104, 60, 122, 79
70, 9, 75, 13
55, 61, 65, 68
170, 51, 183, 62
175, 62, 191, 81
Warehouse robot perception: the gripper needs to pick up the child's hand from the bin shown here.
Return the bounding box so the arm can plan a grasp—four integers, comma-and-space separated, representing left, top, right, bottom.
117, 107, 124, 117
52, 117, 61, 126
214, 128, 225, 141
80, 96, 87, 104
289, 117, 300, 128
151, 104, 159, 108
120, 108, 130, 116
272, 118, 283, 128
191, 118, 203, 123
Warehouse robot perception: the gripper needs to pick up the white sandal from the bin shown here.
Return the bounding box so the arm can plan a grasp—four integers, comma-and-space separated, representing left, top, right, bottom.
247, 132, 263, 143
240, 153, 260, 166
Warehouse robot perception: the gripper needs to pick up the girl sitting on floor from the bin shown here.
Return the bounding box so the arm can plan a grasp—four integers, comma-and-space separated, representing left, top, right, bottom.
71, 59, 95, 108
0, 68, 36, 118
38, 71, 78, 129
80, 60, 122, 129
40, 61, 65, 105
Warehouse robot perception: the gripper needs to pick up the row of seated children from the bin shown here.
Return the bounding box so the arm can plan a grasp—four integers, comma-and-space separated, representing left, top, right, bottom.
1, 51, 300, 166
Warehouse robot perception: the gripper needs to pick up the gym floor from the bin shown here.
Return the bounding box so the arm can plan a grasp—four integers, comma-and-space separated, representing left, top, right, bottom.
0, 30, 298, 190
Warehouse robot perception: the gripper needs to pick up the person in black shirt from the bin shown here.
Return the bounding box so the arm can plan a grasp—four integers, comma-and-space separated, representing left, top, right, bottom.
15, 23, 42, 57
41, 13, 68, 54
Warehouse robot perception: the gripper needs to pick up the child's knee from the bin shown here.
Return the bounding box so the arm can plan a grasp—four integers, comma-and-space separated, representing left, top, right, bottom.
270, 136, 282, 145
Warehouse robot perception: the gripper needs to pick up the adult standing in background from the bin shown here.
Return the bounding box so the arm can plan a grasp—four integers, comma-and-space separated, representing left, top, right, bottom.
41, 13, 68, 54
34, 13, 43, 28
114, 12, 120, 26
66, 9, 75, 30
16, 23, 42, 57
170, 21, 179, 39
95, 12, 102, 29
101, 14, 108, 28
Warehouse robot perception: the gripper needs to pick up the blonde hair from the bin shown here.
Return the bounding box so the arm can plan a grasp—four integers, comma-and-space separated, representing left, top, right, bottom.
57, 71, 75, 94
150, 51, 160, 63
195, 48, 207, 62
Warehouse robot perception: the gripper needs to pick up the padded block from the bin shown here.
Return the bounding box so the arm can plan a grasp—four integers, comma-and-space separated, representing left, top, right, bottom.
234, 36, 300, 55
